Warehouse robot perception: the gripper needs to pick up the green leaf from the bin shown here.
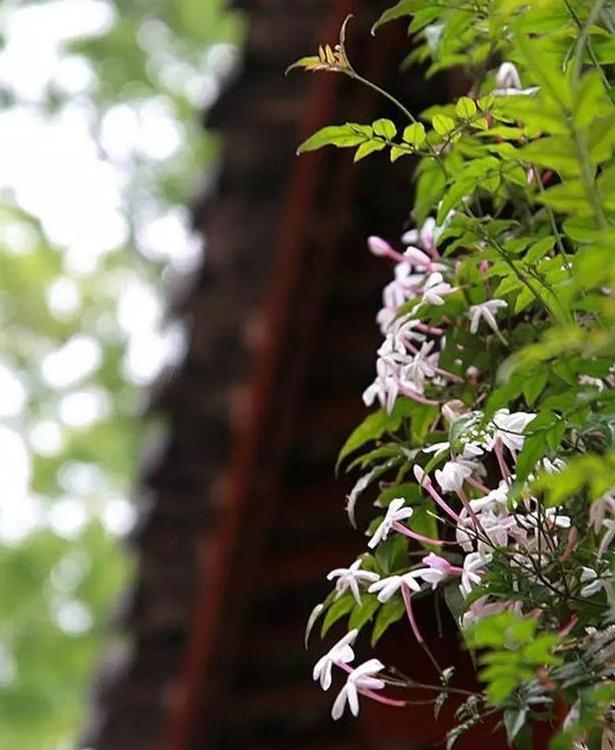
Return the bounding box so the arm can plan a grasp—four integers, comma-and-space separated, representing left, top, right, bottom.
415, 158, 447, 223
514, 285, 535, 314
390, 145, 409, 162
371, 598, 405, 646
372, 118, 397, 139
337, 400, 416, 470
354, 140, 386, 161
438, 178, 475, 224
456, 96, 477, 119
520, 136, 578, 177
444, 581, 465, 623
403, 122, 426, 148
305, 601, 326, 647
505, 708, 528, 745
525, 237, 555, 265
297, 123, 372, 153
514, 33, 573, 111
573, 70, 613, 129
522, 369, 548, 406
432, 114, 456, 136
537, 180, 591, 216
371, 0, 426, 33
349, 594, 380, 631
515, 412, 556, 482
321, 595, 355, 636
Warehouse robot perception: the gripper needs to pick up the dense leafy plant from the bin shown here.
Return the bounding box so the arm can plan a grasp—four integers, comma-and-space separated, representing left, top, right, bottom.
292, 1, 615, 747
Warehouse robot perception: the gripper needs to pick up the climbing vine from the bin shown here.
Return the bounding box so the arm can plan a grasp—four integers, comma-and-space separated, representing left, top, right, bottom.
292, 2, 615, 748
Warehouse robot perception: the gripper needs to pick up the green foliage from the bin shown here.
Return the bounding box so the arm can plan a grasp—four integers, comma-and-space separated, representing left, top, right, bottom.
466, 612, 562, 706
294, 0, 615, 746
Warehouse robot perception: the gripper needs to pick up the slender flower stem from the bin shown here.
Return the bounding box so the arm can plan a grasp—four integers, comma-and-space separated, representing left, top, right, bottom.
399, 384, 439, 406
494, 439, 511, 482
392, 520, 446, 546
435, 366, 464, 383
401, 583, 442, 675
401, 582, 424, 645
466, 476, 491, 494
358, 687, 407, 708
416, 323, 444, 336
457, 487, 484, 535
420, 475, 463, 523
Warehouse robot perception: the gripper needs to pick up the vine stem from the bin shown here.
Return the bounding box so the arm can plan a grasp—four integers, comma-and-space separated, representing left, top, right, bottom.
564, 0, 614, 100
570, 0, 609, 229
571, 0, 608, 84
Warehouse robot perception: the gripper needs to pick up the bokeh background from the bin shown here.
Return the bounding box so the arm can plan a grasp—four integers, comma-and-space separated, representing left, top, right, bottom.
0, 1, 239, 748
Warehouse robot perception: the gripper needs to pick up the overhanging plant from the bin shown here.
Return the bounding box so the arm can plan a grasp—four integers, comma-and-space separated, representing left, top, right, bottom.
290, 1, 615, 748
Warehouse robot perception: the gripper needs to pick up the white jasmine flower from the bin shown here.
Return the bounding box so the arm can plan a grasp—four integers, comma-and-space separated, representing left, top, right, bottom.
388, 315, 426, 349
489, 408, 535, 452
540, 457, 566, 474
378, 334, 410, 366
331, 659, 386, 720
327, 560, 380, 605
419, 217, 438, 252
313, 629, 358, 691
424, 24, 443, 54
456, 517, 475, 552
403, 245, 433, 268
422, 440, 450, 455
461, 596, 514, 630
383, 263, 424, 310
362, 357, 400, 413
460, 551, 490, 597
368, 572, 420, 602
368, 498, 413, 549
493, 61, 539, 96
598, 519, 615, 558
578, 374, 605, 391
409, 553, 461, 590
421, 272, 453, 306
469, 480, 509, 513
590, 492, 615, 533
468, 299, 507, 334
580, 567, 603, 598
462, 440, 486, 458
496, 62, 521, 90
402, 217, 442, 255
401, 340, 438, 393
545, 507, 571, 529
480, 510, 518, 550
435, 459, 474, 493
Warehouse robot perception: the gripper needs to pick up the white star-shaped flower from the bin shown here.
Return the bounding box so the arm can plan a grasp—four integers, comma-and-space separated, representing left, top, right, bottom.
435, 459, 474, 494
580, 567, 603, 598
327, 560, 380, 604
468, 299, 507, 334
489, 408, 535, 452
331, 659, 386, 720
368, 498, 413, 549
312, 629, 358, 691
368, 572, 420, 602
421, 272, 453, 306
496, 62, 521, 90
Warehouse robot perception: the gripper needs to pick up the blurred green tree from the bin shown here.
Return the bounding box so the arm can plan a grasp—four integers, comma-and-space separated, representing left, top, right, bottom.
0, 1, 241, 748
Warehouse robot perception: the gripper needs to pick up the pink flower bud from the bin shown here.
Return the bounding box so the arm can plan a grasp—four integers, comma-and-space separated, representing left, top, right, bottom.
403, 246, 432, 267
368, 236, 394, 257
413, 464, 428, 486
